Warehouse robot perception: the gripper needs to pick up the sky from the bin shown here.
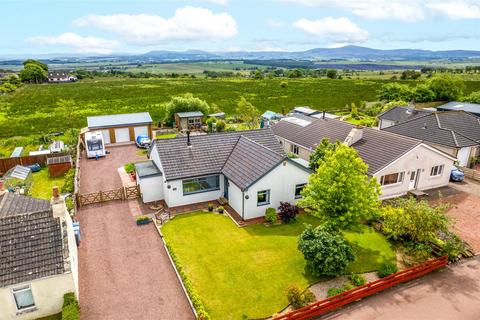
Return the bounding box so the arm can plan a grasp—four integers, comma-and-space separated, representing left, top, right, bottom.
2, 0, 480, 57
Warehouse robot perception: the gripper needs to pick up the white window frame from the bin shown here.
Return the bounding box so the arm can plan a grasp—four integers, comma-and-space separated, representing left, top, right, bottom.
294, 183, 306, 199
291, 144, 299, 155
11, 285, 36, 313
380, 172, 404, 186
257, 189, 271, 206
430, 165, 444, 177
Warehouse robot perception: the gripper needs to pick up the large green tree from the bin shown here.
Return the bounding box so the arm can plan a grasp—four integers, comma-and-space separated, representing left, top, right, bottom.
22, 59, 48, 71
426, 73, 465, 101
378, 83, 413, 102
463, 91, 480, 104
236, 96, 260, 129
299, 144, 381, 230
20, 62, 47, 83
298, 225, 355, 277
162, 93, 210, 126
309, 138, 338, 171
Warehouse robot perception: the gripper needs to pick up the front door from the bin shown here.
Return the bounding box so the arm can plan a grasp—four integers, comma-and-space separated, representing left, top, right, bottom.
224, 176, 229, 200
409, 170, 419, 190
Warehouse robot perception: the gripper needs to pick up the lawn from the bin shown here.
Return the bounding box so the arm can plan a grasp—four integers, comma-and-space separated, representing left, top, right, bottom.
156, 133, 177, 139
30, 168, 66, 199
162, 212, 395, 319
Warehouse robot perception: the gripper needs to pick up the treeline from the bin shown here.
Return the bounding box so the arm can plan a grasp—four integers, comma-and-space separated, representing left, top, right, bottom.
72, 69, 198, 79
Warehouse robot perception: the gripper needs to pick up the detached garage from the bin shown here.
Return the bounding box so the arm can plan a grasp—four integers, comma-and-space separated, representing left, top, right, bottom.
86, 112, 153, 145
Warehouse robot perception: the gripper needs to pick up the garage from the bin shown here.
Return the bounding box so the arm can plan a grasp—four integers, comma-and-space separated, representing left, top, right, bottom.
86, 112, 153, 145
135, 160, 164, 203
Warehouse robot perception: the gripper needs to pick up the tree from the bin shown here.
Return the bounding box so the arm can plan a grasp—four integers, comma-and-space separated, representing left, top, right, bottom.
298, 225, 355, 277
326, 69, 338, 79
299, 144, 381, 230
350, 102, 360, 119
413, 83, 436, 102
378, 83, 413, 102
381, 197, 451, 244
426, 73, 465, 101
236, 96, 259, 129
22, 59, 48, 71
162, 94, 210, 126
463, 90, 480, 104
309, 138, 338, 171
216, 119, 226, 132
205, 117, 217, 132
20, 63, 47, 83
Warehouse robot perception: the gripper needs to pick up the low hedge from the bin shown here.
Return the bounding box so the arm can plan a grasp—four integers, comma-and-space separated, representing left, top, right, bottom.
62, 292, 79, 320
165, 243, 211, 320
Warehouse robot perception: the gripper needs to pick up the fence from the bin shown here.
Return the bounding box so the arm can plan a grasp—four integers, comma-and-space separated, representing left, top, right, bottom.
274, 256, 448, 320
76, 185, 140, 207
461, 166, 480, 182
0, 153, 66, 174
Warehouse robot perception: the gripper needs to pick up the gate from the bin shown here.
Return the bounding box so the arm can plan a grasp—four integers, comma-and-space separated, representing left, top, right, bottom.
76, 186, 140, 207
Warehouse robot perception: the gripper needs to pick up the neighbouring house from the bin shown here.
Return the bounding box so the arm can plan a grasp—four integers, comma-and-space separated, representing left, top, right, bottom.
47, 155, 72, 177
291, 106, 340, 120
377, 105, 433, 129
383, 111, 480, 167
437, 101, 480, 117
174, 111, 204, 131
0, 190, 78, 320
139, 129, 311, 220
272, 117, 456, 199
47, 70, 77, 83
85, 112, 153, 145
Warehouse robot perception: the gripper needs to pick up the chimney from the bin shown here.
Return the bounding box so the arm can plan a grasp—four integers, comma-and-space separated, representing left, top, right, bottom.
186, 130, 191, 147
344, 126, 363, 146
51, 186, 66, 218
322, 111, 326, 119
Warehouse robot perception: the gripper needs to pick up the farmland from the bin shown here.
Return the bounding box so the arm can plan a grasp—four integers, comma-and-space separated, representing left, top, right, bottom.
1, 77, 480, 138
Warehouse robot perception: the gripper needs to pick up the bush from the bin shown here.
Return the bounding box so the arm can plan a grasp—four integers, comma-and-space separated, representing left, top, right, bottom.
207, 203, 214, 211
377, 262, 398, 278
216, 120, 226, 132
124, 163, 135, 173
349, 273, 367, 286
264, 208, 277, 224
206, 117, 217, 132
278, 201, 299, 223
136, 215, 150, 222
217, 206, 224, 213
62, 293, 79, 320
327, 287, 344, 298
61, 169, 75, 194
286, 285, 316, 309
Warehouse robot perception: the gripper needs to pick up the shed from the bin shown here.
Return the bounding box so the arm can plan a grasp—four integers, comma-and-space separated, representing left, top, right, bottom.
49, 140, 65, 153
47, 155, 72, 177
86, 112, 153, 145
135, 161, 163, 203
261, 111, 283, 121
174, 111, 204, 131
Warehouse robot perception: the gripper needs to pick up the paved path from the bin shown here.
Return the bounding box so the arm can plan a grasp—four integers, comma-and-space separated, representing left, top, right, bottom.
320, 256, 480, 320
78, 200, 194, 320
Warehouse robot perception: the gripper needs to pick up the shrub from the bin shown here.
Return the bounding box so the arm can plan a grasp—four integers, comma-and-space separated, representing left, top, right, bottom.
136, 215, 150, 222
124, 163, 135, 173
62, 292, 79, 320
327, 287, 344, 298
286, 285, 316, 309
278, 202, 299, 223
265, 208, 277, 224
217, 206, 224, 213
206, 117, 217, 132
207, 203, 214, 211
298, 225, 355, 277
65, 197, 74, 212
442, 233, 465, 261
349, 273, 367, 286
216, 120, 226, 132
377, 262, 398, 278
342, 282, 355, 291
61, 169, 75, 194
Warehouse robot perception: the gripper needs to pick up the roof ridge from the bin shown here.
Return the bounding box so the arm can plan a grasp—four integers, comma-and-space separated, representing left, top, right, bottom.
220, 135, 243, 172
384, 112, 432, 129
364, 126, 422, 144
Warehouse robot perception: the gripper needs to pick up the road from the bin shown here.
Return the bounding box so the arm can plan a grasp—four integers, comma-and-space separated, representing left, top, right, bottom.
321, 256, 480, 320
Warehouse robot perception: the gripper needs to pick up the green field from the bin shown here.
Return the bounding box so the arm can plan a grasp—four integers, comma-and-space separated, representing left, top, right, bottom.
1, 77, 480, 138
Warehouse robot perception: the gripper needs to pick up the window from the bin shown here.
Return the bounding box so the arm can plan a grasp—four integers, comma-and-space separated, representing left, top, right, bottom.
430, 165, 444, 177
295, 184, 306, 199
380, 172, 404, 186
182, 175, 220, 195
12, 286, 35, 311
87, 139, 103, 151
188, 117, 201, 126
291, 144, 299, 155
257, 190, 270, 206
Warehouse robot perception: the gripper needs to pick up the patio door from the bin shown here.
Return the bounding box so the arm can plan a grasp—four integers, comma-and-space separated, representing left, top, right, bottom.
409, 169, 420, 190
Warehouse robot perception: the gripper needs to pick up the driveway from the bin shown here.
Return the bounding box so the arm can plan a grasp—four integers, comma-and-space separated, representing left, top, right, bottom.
79, 144, 146, 193
77, 200, 194, 320
320, 256, 480, 320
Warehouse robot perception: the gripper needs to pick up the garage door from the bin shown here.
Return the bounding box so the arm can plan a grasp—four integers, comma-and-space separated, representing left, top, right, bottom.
114, 128, 130, 143
457, 147, 471, 167
101, 130, 111, 144
134, 126, 149, 139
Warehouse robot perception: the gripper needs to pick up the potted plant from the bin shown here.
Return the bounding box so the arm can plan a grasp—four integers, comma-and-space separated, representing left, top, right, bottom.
136, 215, 151, 225
217, 206, 224, 214
207, 203, 214, 212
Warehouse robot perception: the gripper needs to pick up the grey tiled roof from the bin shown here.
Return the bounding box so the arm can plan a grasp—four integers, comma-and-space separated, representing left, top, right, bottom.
153, 129, 284, 181
87, 112, 152, 129
222, 136, 284, 190
0, 193, 65, 286
176, 111, 204, 118
272, 118, 422, 174
384, 111, 480, 148
378, 106, 433, 123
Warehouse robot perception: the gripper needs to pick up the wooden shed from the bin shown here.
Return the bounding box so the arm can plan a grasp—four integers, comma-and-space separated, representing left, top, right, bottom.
174, 111, 204, 131
47, 155, 72, 177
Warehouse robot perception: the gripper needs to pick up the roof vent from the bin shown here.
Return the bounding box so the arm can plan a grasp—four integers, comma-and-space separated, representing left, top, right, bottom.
186, 130, 191, 147
344, 126, 363, 146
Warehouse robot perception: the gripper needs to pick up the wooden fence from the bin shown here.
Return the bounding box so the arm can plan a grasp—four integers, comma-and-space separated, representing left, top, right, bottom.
461, 166, 480, 182
274, 256, 448, 320
76, 185, 140, 207
0, 153, 66, 175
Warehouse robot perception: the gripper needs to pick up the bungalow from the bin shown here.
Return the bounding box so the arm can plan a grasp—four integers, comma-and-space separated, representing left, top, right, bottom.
272, 117, 456, 199
174, 111, 204, 131
377, 105, 433, 129
0, 190, 78, 320
139, 129, 311, 220
47, 71, 77, 83
383, 110, 480, 167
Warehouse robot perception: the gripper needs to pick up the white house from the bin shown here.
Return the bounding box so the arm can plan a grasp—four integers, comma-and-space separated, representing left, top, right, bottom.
0, 191, 78, 320
272, 117, 456, 199
138, 129, 311, 220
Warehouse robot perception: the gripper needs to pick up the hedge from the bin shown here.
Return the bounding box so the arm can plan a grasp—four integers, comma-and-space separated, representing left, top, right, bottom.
62, 292, 79, 320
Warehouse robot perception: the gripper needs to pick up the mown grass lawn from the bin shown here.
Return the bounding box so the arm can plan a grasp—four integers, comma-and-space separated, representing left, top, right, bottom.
30, 168, 66, 199
162, 212, 395, 319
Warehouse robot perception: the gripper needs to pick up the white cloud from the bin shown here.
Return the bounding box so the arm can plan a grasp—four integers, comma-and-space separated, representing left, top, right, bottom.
198, 0, 228, 4
73, 7, 237, 46
27, 32, 119, 54
267, 19, 285, 28
427, 1, 480, 19
293, 17, 369, 43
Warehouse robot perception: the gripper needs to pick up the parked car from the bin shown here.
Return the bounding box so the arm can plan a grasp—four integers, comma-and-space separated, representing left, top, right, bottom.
450, 166, 465, 182
27, 163, 42, 172
136, 135, 151, 148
